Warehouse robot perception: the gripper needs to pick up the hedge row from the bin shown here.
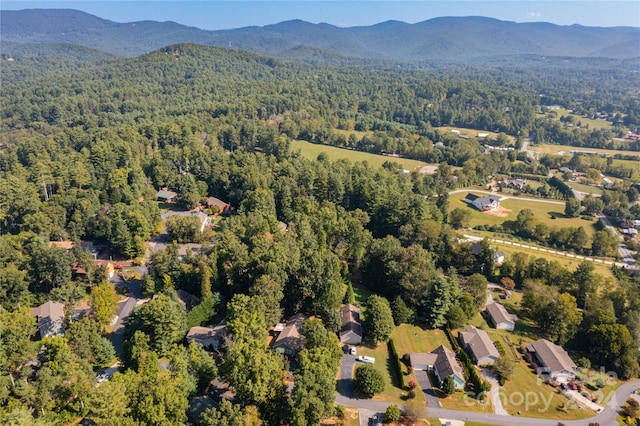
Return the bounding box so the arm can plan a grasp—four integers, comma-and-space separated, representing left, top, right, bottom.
548, 175, 575, 199
387, 339, 404, 388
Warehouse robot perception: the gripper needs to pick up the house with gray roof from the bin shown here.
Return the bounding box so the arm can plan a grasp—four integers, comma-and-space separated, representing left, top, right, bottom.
408, 352, 438, 371
485, 301, 516, 331
459, 325, 500, 366
31, 301, 65, 339
526, 339, 576, 383
186, 322, 227, 350
340, 303, 362, 345
464, 193, 500, 211
272, 313, 306, 356
432, 345, 465, 389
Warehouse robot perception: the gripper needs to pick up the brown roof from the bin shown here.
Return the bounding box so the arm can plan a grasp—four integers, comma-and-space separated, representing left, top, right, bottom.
459, 325, 499, 361
272, 313, 306, 353
48, 240, 74, 250
340, 304, 362, 338
526, 339, 576, 374
187, 323, 227, 341
206, 196, 230, 209
485, 302, 516, 326
433, 345, 464, 381
408, 352, 438, 367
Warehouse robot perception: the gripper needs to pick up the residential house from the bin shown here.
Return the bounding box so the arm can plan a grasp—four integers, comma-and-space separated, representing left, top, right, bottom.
525, 339, 577, 383
485, 301, 516, 331
177, 289, 201, 311
464, 193, 500, 211
408, 352, 438, 371
622, 228, 638, 238
458, 325, 500, 366
187, 396, 216, 425
271, 313, 306, 355
432, 345, 465, 389
494, 251, 505, 265
477, 133, 489, 139
186, 322, 227, 350
156, 188, 178, 202
205, 196, 231, 214
559, 167, 574, 174
31, 301, 65, 339
498, 178, 527, 190
340, 303, 363, 345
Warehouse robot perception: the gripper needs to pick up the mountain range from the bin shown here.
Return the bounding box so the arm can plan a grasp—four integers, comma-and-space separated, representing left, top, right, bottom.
2, 9, 639, 62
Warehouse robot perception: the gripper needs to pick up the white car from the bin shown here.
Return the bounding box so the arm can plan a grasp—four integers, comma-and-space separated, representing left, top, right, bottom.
357, 355, 375, 364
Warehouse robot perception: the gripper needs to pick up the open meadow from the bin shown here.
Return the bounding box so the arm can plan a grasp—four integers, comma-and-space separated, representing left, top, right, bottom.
291, 139, 431, 171
530, 143, 640, 158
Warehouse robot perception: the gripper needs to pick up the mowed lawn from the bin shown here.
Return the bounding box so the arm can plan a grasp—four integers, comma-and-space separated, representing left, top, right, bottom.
290, 139, 430, 171
391, 324, 451, 357
530, 143, 640, 157
355, 342, 425, 405
434, 126, 516, 144
538, 107, 613, 131
449, 191, 597, 240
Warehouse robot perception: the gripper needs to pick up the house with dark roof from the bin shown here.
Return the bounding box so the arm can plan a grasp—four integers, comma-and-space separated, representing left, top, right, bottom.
499, 178, 527, 190
187, 322, 227, 350
340, 304, 362, 345
31, 301, 65, 339
459, 325, 500, 366
464, 193, 500, 211
272, 313, 306, 355
432, 345, 465, 389
526, 339, 577, 383
485, 301, 516, 331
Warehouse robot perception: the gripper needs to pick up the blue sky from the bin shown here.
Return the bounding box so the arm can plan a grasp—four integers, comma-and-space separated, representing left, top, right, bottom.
2, 1, 639, 29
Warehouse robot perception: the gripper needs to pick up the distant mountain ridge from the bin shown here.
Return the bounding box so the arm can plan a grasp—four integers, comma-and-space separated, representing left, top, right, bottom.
2, 9, 639, 61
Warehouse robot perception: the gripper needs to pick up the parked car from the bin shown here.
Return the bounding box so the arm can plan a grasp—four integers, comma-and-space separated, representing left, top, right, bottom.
347, 345, 357, 355
357, 355, 375, 364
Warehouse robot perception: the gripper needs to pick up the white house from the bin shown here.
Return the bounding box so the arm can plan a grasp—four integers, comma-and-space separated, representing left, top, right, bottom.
459, 325, 500, 366
526, 339, 576, 383
464, 193, 500, 211
485, 301, 516, 331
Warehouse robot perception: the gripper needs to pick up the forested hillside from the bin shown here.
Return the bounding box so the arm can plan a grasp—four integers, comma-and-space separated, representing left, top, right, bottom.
2, 42, 640, 425
2, 9, 639, 61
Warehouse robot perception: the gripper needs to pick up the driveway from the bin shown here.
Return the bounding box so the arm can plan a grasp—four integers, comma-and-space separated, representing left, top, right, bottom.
110, 296, 137, 355
481, 368, 508, 415
338, 354, 357, 398
413, 369, 441, 408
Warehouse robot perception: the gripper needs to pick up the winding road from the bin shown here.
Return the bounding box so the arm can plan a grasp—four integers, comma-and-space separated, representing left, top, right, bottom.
336, 369, 640, 426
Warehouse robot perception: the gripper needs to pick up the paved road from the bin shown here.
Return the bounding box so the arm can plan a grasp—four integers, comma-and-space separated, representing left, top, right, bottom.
463, 234, 630, 269
596, 213, 637, 268
110, 296, 137, 355
336, 379, 640, 426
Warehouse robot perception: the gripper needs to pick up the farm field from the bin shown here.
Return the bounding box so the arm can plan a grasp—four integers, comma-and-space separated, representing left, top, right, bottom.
291, 139, 430, 171
538, 107, 613, 130
435, 126, 516, 143
530, 143, 640, 157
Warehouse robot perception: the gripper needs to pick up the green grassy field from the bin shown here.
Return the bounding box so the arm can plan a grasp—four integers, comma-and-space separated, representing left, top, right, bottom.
435, 126, 516, 144
291, 139, 430, 171
449, 191, 597, 240
391, 324, 451, 357
539, 107, 613, 131
564, 180, 604, 195
530, 143, 640, 157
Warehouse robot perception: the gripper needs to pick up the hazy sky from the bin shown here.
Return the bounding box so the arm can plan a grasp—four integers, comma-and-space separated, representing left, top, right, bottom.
3, 1, 639, 29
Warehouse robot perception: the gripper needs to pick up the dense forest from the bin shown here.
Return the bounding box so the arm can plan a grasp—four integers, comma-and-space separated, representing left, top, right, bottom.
1, 43, 640, 425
